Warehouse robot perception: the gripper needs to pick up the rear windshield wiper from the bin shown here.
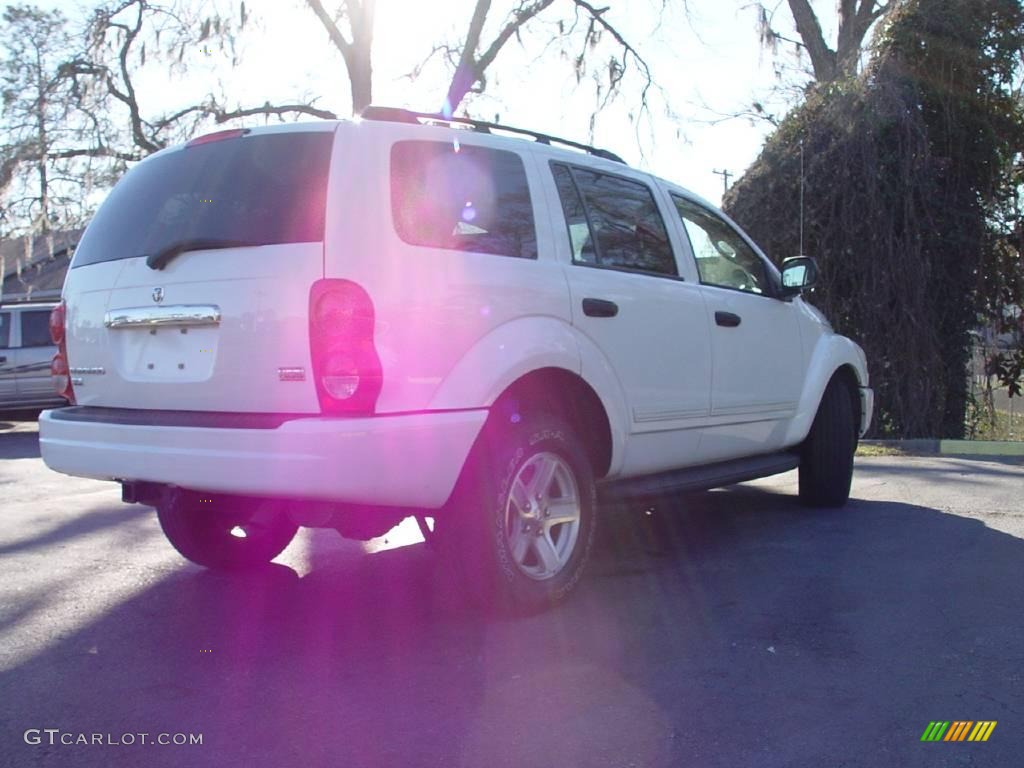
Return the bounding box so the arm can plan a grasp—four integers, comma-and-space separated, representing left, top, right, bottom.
146, 238, 258, 271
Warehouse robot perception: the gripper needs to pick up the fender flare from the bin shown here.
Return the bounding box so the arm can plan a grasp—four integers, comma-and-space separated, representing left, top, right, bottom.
785, 333, 869, 445
428, 316, 629, 475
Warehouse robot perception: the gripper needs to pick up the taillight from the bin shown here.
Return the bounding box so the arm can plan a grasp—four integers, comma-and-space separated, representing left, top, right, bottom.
49, 302, 65, 345
309, 279, 382, 414
50, 301, 75, 403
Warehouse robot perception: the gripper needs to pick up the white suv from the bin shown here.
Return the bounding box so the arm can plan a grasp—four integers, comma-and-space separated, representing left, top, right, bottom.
40, 107, 873, 609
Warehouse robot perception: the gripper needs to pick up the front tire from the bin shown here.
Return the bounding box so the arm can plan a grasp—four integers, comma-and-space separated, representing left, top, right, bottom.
156, 489, 298, 569
799, 380, 857, 507
436, 411, 597, 612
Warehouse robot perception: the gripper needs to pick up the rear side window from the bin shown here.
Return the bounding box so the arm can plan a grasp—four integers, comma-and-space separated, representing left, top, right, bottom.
71, 132, 333, 268
391, 141, 537, 259
551, 165, 598, 265
0, 312, 9, 348
551, 163, 676, 277
20, 311, 52, 347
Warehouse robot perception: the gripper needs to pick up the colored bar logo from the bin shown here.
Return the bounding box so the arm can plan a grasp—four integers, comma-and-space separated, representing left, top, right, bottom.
921, 721, 996, 742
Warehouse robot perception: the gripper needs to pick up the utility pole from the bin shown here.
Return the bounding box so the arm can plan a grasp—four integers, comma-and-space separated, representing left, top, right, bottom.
712, 168, 733, 197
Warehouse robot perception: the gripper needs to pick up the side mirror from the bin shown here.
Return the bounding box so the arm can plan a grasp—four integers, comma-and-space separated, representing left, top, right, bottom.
780, 256, 818, 298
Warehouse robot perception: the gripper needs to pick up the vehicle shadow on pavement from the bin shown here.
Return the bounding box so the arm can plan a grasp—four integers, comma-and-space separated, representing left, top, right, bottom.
0, 408, 44, 427
0, 429, 42, 460
0, 506, 145, 557
2, 486, 1021, 767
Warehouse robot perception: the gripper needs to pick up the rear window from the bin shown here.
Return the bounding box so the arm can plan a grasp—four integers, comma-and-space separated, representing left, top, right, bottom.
390, 140, 537, 259
71, 132, 333, 268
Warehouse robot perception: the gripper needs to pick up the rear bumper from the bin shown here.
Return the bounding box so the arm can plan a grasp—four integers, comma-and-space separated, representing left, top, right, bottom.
39, 407, 488, 509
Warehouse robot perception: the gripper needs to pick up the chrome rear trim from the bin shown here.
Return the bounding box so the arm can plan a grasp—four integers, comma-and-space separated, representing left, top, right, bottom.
104, 305, 221, 329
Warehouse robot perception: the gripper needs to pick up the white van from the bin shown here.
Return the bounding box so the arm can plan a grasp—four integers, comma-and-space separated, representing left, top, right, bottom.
0, 300, 67, 411
40, 108, 872, 610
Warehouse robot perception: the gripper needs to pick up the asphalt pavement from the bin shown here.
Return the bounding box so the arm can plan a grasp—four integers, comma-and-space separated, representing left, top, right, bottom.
1, 415, 1022, 767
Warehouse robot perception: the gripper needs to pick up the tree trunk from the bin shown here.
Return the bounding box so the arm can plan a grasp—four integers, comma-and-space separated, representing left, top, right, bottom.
305, 0, 376, 116
783, 0, 888, 84
346, 0, 375, 114
443, 0, 490, 116
347, 45, 373, 115
443, 64, 477, 117
787, 0, 838, 82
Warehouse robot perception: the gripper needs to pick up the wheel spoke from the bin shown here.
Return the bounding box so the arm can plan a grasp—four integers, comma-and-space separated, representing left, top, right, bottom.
532, 533, 562, 575
510, 478, 532, 518
509, 528, 531, 564
543, 498, 580, 528
527, 455, 558, 502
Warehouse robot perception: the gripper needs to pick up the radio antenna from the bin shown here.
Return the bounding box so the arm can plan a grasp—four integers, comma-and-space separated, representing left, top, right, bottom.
799, 138, 805, 256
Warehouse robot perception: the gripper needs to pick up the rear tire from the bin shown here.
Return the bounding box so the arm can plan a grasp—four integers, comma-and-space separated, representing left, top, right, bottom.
799, 380, 857, 508
156, 489, 298, 569
435, 411, 597, 612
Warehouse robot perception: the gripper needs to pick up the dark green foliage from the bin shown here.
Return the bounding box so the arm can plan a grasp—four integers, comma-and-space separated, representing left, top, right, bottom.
724, 0, 1024, 438
978, 148, 1024, 399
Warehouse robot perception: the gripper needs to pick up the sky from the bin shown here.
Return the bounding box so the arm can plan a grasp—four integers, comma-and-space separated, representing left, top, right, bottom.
34, 0, 833, 206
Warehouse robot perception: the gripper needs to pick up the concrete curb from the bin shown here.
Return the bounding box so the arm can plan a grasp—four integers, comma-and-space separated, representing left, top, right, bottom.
938, 440, 1024, 457
861, 439, 1024, 457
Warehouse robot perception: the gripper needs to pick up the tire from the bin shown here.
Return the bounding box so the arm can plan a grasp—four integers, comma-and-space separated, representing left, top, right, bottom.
436, 411, 597, 612
799, 380, 857, 508
156, 488, 298, 569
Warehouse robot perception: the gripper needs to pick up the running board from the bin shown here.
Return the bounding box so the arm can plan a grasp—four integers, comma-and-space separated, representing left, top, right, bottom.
599, 451, 800, 502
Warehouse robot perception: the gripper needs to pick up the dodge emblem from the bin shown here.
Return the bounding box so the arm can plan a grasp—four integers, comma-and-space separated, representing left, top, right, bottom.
152, 287, 164, 303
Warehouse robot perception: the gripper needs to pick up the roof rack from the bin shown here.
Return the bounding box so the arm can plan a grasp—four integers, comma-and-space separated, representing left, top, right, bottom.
360, 105, 626, 165
0, 293, 61, 305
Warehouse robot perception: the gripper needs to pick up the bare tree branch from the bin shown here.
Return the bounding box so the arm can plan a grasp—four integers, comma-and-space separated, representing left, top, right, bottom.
86, 1, 163, 153
439, 0, 656, 133
443, 0, 556, 115
305, 0, 352, 55
213, 102, 338, 122
48, 146, 140, 161
0, 145, 38, 198
475, 1, 555, 84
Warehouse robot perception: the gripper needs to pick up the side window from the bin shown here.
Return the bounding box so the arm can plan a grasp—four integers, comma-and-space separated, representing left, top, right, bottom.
551, 163, 677, 277
0, 312, 9, 349
673, 196, 768, 295
551, 165, 597, 264
21, 311, 52, 347
391, 140, 537, 259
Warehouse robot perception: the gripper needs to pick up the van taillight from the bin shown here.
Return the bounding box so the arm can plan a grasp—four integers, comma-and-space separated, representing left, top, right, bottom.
49, 301, 75, 403
309, 279, 382, 414
49, 303, 65, 345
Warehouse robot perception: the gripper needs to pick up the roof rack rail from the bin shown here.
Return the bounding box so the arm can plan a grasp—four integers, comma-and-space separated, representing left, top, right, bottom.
360, 105, 626, 165
0, 292, 61, 305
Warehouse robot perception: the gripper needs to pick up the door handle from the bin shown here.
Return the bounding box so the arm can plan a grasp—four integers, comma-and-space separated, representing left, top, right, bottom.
0, 356, 6, 363
715, 311, 742, 328
582, 298, 619, 318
